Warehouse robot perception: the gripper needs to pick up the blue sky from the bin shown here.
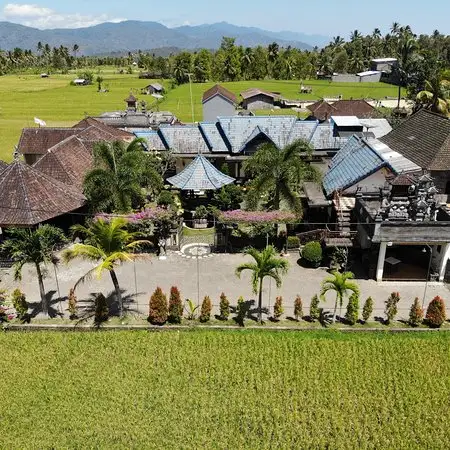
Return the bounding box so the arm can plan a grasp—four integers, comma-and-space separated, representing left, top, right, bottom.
0, 1, 448, 36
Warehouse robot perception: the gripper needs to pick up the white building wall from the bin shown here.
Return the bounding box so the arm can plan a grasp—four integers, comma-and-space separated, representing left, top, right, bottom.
343, 169, 388, 195
203, 96, 236, 122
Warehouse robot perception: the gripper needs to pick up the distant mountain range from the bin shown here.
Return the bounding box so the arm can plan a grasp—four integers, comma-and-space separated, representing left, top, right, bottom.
0, 20, 330, 55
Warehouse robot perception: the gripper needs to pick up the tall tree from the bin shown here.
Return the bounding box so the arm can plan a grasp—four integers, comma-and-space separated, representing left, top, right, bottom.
243, 140, 320, 213
83, 138, 163, 213
235, 246, 288, 323
63, 217, 149, 318
320, 271, 360, 322
1, 225, 66, 317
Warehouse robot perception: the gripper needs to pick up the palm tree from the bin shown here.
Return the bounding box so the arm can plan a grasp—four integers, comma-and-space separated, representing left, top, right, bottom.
320, 271, 360, 322
391, 22, 400, 36
62, 217, 149, 318
1, 225, 66, 316
416, 77, 450, 116
235, 246, 288, 323
394, 35, 417, 108
243, 139, 320, 212
83, 138, 162, 213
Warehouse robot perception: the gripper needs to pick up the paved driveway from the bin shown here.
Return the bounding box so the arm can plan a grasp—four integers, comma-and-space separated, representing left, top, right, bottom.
2, 251, 449, 320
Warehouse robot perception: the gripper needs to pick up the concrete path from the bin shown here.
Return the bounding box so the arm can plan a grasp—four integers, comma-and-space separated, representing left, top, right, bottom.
1, 251, 449, 321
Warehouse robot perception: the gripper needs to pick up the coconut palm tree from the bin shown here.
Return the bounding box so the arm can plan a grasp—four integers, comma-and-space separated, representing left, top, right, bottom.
416, 77, 450, 116
320, 271, 360, 322
83, 138, 163, 213
235, 246, 289, 323
394, 35, 417, 108
1, 225, 66, 317
243, 139, 320, 213
62, 217, 149, 318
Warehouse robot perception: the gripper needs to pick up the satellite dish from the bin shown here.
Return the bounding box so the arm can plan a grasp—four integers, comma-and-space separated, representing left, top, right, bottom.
151, 93, 164, 100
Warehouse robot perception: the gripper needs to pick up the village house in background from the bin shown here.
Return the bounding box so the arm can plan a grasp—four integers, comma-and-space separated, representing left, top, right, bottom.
240, 88, 281, 110
202, 84, 237, 121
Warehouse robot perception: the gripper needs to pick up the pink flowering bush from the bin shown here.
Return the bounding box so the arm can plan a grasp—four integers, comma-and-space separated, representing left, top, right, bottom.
95, 207, 174, 223
218, 210, 297, 224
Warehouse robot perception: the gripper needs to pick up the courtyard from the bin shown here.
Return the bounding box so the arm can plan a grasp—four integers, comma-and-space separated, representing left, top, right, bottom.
2, 250, 449, 321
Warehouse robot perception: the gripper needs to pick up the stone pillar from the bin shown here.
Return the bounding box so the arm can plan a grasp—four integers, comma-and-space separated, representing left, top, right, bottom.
438, 243, 450, 282
376, 242, 387, 282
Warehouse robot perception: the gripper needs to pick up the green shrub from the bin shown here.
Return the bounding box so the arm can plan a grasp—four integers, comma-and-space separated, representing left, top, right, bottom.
94, 293, 109, 324
236, 296, 246, 326
385, 292, 400, 324
310, 295, 320, 321
219, 293, 230, 320
287, 236, 300, 249
185, 299, 198, 320
157, 190, 174, 207
193, 205, 208, 219
345, 293, 359, 325
409, 297, 424, 327
302, 241, 322, 265
362, 297, 374, 323
168, 286, 183, 324
149, 287, 168, 325
199, 296, 212, 323
68, 288, 78, 320
11, 289, 28, 320
273, 296, 284, 321
425, 296, 446, 328
294, 295, 303, 321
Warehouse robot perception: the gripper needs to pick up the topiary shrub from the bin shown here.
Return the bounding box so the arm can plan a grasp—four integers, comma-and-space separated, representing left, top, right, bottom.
425, 296, 446, 328
149, 287, 168, 325
294, 295, 303, 321
168, 286, 183, 324
385, 292, 400, 324
273, 296, 284, 321
193, 205, 208, 219
345, 293, 359, 325
11, 289, 28, 320
310, 294, 320, 322
68, 288, 78, 320
199, 295, 212, 323
219, 292, 230, 321
362, 297, 374, 323
409, 297, 424, 327
287, 236, 300, 249
94, 293, 109, 324
302, 241, 322, 267
236, 296, 246, 326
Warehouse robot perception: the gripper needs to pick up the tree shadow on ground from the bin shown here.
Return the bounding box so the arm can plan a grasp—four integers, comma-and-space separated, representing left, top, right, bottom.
75, 289, 143, 327
28, 290, 66, 319
230, 299, 269, 326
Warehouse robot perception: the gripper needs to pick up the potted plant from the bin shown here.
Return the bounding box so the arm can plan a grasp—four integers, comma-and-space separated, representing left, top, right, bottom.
193, 205, 208, 229
301, 241, 323, 268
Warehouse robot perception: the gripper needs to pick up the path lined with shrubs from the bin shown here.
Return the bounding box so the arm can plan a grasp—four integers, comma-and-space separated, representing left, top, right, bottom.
2, 252, 449, 324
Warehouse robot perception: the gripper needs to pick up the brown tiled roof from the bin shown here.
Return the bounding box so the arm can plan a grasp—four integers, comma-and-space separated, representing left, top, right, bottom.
73, 117, 133, 140
125, 93, 137, 102
307, 100, 337, 121
331, 100, 381, 118
0, 160, 86, 226
76, 125, 119, 142
0, 161, 8, 173
202, 84, 237, 104
33, 136, 93, 190
18, 128, 82, 156
381, 109, 450, 171
240, 88, 280, 100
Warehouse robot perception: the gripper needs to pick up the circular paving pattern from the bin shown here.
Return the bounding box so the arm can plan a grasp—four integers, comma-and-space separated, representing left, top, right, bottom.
179, 243, 213, 259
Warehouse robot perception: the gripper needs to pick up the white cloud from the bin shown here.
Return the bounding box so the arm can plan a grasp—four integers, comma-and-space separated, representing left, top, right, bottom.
3, 3, 125, 29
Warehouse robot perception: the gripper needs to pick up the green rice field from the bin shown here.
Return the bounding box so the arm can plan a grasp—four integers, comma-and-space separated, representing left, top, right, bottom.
1, 330, 449, 448
0, 69, 403, 161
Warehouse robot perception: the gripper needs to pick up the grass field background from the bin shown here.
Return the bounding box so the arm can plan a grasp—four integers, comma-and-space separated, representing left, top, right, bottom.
0, 69, 402, 161
1, 330, 449, 448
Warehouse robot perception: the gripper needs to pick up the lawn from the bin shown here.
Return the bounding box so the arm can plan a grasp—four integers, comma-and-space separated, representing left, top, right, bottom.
1, 330, 449, 448
0, 71, 402, 162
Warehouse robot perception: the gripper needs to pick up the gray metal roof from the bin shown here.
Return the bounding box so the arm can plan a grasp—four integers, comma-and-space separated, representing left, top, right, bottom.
199, 122, 229, 152
159, 125, 209, 154
323, 136, 420, 196
134, 130, 166, 151
167, 155, 235, 190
